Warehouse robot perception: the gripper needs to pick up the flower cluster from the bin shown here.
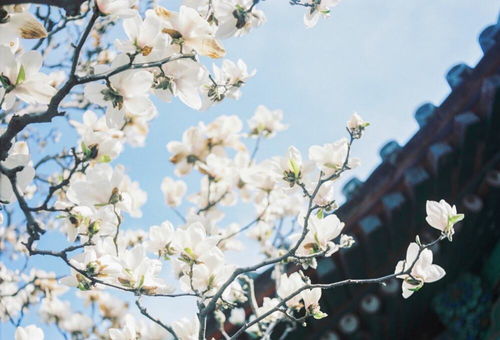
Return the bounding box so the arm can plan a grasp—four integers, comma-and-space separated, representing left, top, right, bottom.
0, 1, 466, 339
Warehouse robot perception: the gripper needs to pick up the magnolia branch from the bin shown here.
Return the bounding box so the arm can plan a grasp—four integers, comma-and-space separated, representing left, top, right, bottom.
229, 234, 446, 339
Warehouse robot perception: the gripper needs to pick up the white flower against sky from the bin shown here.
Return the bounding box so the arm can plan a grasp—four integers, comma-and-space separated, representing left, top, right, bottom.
303, 0, 341, 28
248, 105, 287, 137
155, 5, 226, 58
96, 0, 137, 18
0, 46, 56, 109
15, 325, 44, 340
0, 5, 47, 47
0, 141, 35, 203
84, 54, 155, 120
161, 177, 187, 207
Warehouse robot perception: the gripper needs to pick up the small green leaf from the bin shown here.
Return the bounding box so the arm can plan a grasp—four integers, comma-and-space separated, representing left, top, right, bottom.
316, 209, 324, 219
81, 142, 90, 155
99, 155, 111, 163
137, 275, 145, 289
449, 214, 464, 225
312, 311, 328, 319
289, 158, 300, 177
16, 65, 25, 85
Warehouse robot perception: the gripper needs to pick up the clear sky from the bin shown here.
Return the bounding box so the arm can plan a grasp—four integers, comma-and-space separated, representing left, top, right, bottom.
2, 0, 499, 338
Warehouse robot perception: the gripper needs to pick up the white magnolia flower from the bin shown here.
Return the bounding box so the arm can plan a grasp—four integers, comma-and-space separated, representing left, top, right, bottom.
181, 249, 234, 294
96, 0, 137, 18
229, 307, 246, 325
147, 221, 178, 258
114, 245, 174, 294
309, 138, 356, 176
161, 177, 187, 207
301, 287, 325, 318
39, 297, 71, 323
167, 126, 208, 176
213, 0, 266, 38
84, 54, 155, 119
153, 59, 207, 110
303, 0, 341, 28
210, 59, 255, 100
60, 247, 121, 289
248, 105, 287, 137
0, 46, 57, 109
70, 110, 124, 162
272, 146, 304, 187
155, 5, 225, 58
347, 112, 369, 138
15, 325, 44, 340
172, 317, 199, 340
0, 141, 35, 203
255, 297, 281, 323
203, 114, 245, 150
60, 313, 93, 334
116, 12, 165, 56
175, 222, 218, 262
66, 163, 146, 217
109, 315, 137, 340
291, 214, 345, 256
395, 243, 446, 298
277, 272, 305, 308
0, 5, 47, 47
185, 0, 266, 38
425, 200, 464, 241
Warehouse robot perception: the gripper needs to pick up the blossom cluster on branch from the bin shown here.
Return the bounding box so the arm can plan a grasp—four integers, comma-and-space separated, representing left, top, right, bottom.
0, 1, 465, 339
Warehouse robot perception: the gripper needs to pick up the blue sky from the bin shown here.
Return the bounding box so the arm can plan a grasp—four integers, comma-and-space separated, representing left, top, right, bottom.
2, 0, 500, 338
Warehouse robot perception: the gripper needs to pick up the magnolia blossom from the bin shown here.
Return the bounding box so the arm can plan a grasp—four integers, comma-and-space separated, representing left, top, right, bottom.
60, 313, 93, 335
185, 0, 266, 38
229, 308, 246, 325
66, 163, 146, 217
115, 12, 165, 57
167, 126, 208, 176
395, 243, 446, 298
155, 6, 225, 58
255, 297, 281, 323
174, 222, 218, 263
303, 0, 341, 28
39, 297, 71, 323
273, 146, 304, 187
113, 245, 173, 294
147, 221, 178, 258
426, 200, 464, 241
84, 55, 155, 120
60, 248, 121, 290
0, 5, 47, 47
0, 46, 56, 109
309, 138, 357, 176
70, 111, 124, 162
153, 59, 207, 110
96, 0, 137, 18
15, 325, 44, 340
109, 317, 137, 340
347, 112, 369, 138
161, 177, 187, 207
248, 105, 287, 137
277, 272, 305, 308
172, 317, 199, 340
209, 59, 256, 100
291, 214, 345, 257
0, 141, 35, 203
